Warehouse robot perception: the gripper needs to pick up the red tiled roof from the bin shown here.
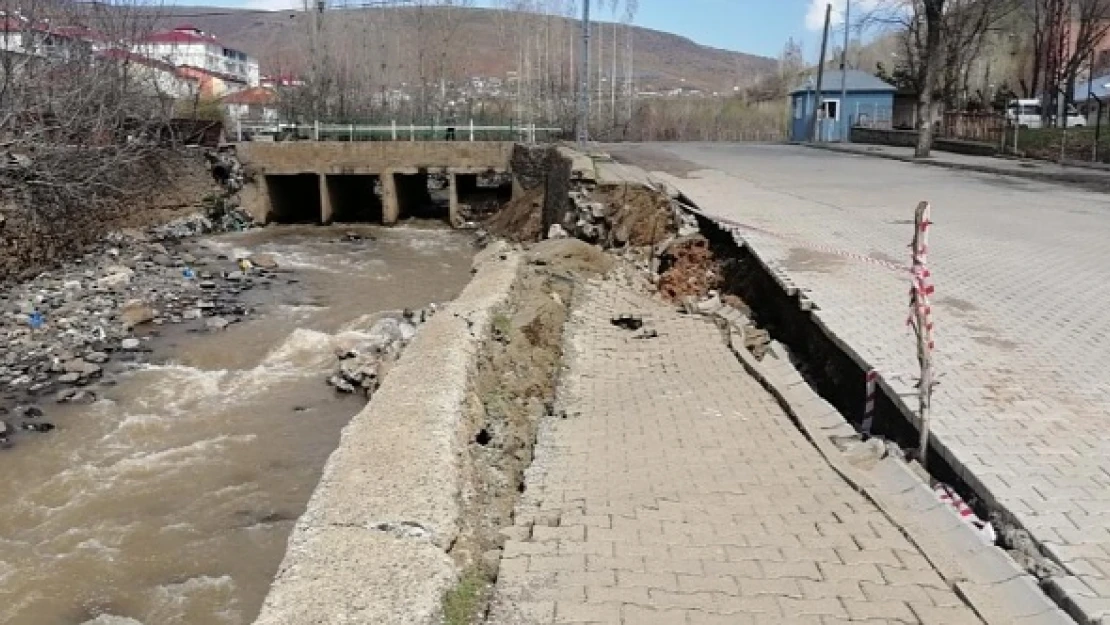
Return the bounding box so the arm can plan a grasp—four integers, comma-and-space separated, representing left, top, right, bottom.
0, 16, 106, 41
144, 25, 220, 46
222, 86, 276, 105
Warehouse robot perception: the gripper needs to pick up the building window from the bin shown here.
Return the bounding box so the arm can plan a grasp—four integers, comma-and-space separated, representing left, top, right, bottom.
794, 98, 804, 120
821, 99, 840, 121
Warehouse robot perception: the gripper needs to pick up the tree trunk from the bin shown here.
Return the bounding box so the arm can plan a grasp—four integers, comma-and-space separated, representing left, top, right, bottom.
916, 0, 945, 158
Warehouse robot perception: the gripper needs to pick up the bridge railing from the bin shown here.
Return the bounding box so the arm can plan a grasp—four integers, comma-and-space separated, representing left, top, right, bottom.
234, 120, 566, 143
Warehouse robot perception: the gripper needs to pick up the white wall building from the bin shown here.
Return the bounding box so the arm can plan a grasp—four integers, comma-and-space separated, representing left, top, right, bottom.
137, 25, 260, 91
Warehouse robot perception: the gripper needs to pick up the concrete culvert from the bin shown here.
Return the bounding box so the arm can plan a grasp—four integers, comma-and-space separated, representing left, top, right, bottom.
325, 174, 383, 223
265, 174, 322, 224
394, 172, 445, 221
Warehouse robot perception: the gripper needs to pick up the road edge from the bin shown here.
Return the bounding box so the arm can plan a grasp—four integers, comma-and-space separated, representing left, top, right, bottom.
800, 142, 1110, 192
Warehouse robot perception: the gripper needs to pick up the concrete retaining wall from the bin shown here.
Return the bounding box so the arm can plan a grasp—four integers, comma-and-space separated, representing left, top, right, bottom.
253, 245, 521, 625
850, 127, 999, 156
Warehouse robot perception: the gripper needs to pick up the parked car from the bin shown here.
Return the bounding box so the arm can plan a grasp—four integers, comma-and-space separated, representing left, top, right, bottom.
1006, 99, 1086, 128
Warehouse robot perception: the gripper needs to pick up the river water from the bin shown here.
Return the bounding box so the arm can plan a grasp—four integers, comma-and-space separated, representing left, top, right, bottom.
0, 225, 475, 625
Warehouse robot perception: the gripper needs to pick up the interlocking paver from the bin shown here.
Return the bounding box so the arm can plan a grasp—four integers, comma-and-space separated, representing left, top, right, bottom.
615, 142, 1110, 601
487, 279, 979, 623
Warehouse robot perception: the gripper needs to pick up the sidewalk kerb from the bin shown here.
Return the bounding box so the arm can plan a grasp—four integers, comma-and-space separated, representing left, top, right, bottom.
710, 307, 1073, 625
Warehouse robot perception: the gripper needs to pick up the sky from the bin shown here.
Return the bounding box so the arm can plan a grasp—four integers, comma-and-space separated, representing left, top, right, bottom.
176, 0, 870, 60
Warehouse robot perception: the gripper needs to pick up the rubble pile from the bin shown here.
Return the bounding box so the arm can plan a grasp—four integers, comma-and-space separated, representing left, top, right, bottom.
555, 182, 692, 249
326, 306, 438, 397
484, 187, 545, 242
656, 235, 721, 300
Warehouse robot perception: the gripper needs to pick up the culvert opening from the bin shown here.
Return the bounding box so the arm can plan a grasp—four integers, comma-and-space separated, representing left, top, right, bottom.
325, 175, 383, 223
265, 174, 322, 224
457, 172, 513, 222
395, 172, 447, 221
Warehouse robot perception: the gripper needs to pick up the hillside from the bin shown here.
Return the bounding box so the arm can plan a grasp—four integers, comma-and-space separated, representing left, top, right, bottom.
155, 6, 776, 93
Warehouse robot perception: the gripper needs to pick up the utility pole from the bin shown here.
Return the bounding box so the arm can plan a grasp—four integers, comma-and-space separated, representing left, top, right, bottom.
306, 0, 325, 122
839, 0, 850, 141
626, 24, 634, 123
577, 0, 591, 146
611, 19, 617, 129
810, 3, 832, 142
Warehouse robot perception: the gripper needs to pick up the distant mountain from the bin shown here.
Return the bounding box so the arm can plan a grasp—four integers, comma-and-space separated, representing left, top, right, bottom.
155, 6, 776, 93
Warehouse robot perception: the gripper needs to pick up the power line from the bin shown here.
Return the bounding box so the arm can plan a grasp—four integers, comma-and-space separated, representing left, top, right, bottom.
78, 0, 413, 19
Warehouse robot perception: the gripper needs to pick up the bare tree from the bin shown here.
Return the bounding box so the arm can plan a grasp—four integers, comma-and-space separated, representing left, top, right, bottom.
0, 0, 194, 277
1019, 0, 1110, 122
862, 0, 1017, 156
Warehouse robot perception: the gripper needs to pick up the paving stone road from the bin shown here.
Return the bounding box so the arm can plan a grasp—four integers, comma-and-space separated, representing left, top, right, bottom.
488, 279, 981, 624
605, 142, 1110, 623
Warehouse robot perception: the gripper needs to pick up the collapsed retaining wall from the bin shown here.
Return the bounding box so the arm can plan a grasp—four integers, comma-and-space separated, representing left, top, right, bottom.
541, 147, 596, 236
253, 245, 521, 625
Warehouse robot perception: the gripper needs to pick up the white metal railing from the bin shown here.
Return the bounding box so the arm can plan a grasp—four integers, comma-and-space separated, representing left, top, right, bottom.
233, 119, 565, 143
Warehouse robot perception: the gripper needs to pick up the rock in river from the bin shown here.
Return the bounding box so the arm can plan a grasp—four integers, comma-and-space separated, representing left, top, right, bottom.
206, 316, 230, 331
62, 360, 101, 376
120, 299, 156, 328
249, 253, 279, 269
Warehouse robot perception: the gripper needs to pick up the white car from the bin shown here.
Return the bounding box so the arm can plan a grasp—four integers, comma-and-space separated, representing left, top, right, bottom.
1007, 99, 1086, 128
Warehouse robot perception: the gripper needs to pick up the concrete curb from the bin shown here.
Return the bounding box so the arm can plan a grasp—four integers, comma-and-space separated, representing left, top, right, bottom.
253, 243, 522, 625
802, 142, 1110, 191
713, 314, 1074, 625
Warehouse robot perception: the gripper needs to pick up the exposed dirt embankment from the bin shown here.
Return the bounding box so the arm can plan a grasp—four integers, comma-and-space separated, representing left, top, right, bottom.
0, 149, 220, 283
445, 239, 613, 623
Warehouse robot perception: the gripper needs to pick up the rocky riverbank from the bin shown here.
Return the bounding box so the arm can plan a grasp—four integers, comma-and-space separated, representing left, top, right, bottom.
0, 150, 259, 448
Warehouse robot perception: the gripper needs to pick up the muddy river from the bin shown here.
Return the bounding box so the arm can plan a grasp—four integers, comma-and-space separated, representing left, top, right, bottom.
0, 225, 475, 625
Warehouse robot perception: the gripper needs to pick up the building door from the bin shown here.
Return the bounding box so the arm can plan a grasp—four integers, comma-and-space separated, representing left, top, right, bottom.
820, 99, 840, 142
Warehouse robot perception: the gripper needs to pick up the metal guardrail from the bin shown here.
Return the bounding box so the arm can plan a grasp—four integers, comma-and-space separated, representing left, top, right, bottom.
234, 120, 565, 143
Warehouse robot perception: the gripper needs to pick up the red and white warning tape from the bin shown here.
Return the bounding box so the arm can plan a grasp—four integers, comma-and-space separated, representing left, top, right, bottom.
907, 203, 935, 351
862, 368, 878, 434
934, 483, 996, 544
